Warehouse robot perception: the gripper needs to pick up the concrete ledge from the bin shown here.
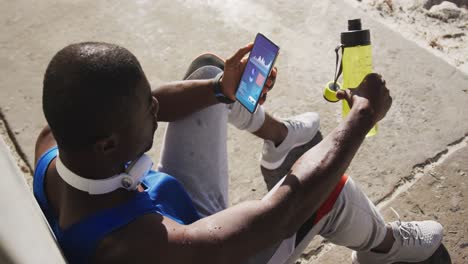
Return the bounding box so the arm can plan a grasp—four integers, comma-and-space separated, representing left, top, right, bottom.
0, 136, 65, 264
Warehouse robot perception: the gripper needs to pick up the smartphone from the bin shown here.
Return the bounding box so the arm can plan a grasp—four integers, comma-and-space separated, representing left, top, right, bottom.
235, 33, 280, 113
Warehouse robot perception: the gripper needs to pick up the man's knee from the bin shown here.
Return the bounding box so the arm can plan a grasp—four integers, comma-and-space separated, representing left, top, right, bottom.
184, 53, 224, 80
191, 53, 224, 70
186, 65, 222, 80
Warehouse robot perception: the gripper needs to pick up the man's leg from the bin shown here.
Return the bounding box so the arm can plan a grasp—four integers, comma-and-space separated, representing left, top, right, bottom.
182, 53, 225, 80
277, 175, 443, 264
158, 60, 230, 217
283, 175, 388, 263
157, 53, 301, 217
158, 53, 275, 217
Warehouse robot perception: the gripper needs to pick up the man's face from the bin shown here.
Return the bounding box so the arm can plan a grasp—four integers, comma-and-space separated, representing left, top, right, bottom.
119, 77, 159, 163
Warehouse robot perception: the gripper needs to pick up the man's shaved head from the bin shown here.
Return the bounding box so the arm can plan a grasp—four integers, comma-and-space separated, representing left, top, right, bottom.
43, 42, 147, 151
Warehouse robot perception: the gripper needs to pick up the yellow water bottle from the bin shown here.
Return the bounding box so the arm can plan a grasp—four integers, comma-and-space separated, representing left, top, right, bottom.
323, 19, 377, 136
342, 19, 377, 136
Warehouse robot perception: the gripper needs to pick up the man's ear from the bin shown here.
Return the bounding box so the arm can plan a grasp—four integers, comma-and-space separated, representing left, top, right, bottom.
94, 134, 119, 155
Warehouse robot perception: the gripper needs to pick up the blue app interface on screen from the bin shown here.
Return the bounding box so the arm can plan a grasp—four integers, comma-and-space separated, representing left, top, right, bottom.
236, 35, 279, 113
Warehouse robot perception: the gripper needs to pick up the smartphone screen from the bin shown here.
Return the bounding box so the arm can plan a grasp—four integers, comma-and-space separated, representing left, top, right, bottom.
235, 33, 279, 113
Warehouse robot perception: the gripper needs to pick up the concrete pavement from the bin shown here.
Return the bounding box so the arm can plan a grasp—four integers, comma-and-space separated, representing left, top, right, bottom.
1, 0, 467, 262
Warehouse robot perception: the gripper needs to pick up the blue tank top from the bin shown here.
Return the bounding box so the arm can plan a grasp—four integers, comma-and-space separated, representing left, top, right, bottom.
33, 147, 200, 263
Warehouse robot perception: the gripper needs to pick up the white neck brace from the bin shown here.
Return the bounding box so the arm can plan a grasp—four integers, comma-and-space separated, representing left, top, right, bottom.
55, 154, 153, 195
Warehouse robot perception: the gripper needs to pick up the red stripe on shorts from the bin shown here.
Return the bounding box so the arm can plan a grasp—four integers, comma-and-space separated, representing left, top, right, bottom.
313, 174, 349, 224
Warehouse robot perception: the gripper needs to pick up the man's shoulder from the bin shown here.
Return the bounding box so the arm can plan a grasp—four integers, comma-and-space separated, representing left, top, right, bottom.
34, 126, 57, 167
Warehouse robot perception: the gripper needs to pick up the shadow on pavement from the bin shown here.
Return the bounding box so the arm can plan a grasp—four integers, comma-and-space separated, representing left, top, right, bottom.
395, 244, 452, 264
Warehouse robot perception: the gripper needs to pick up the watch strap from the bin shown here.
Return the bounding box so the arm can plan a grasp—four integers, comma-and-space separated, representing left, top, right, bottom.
213, 72, 235, 104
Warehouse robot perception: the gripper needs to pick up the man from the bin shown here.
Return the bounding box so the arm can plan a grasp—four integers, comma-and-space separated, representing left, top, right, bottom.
34, 42, 443, 264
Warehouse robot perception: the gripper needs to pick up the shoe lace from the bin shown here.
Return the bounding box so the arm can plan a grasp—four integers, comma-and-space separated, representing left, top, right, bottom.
390, 207, 425, 246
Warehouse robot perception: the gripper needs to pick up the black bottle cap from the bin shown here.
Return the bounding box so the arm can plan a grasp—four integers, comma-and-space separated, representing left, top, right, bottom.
341, 19, 371, 47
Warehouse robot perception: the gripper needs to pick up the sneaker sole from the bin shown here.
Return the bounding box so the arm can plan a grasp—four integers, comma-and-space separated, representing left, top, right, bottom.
350, 244, 451, 264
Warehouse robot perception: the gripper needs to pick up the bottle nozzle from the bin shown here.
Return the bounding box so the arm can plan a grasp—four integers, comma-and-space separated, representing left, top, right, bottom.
348, 19, 362, 31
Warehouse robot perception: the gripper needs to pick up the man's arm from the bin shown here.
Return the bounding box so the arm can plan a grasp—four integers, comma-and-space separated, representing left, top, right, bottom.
151, 79, 220, 122
152, 44, 253, 122
139, 74, 392, 263
152, 44, 276, 122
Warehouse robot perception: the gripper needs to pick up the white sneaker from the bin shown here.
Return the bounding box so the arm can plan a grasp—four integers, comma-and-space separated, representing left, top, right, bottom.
351, 209, 444, 264
261, 112, 320, 170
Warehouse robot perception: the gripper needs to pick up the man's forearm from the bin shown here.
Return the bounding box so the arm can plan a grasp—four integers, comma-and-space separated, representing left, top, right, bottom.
267, 99, 374, 237
152, 80, 220, 122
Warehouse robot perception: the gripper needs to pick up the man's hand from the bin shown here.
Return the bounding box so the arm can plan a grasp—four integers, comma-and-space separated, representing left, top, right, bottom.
221, 43, 277, 104
337, 73, 392, 124
258, 67, 276, 105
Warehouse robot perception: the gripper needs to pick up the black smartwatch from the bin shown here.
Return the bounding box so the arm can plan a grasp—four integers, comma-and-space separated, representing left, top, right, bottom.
213, 72, 235, 104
